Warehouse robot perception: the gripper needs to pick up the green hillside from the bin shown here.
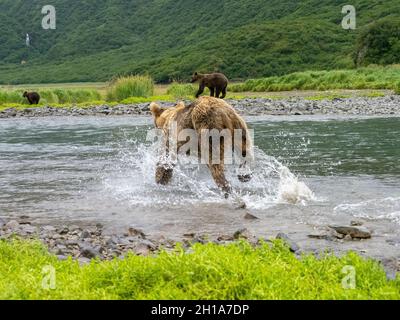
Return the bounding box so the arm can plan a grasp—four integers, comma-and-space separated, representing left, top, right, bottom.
0, 0, 399, 84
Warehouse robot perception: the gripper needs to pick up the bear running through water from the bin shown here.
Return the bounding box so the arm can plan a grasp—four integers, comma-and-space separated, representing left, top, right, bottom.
191, 72, 228, 99
150, 96, 253, 198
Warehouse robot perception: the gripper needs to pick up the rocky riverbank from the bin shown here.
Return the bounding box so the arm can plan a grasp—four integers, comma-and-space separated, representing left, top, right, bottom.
1, 95, 399, 118
1, 216, 399, 279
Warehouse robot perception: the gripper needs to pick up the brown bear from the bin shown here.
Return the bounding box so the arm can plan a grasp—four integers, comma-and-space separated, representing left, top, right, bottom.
23, 91, 40, 105
191, 72, 228, 99
150, 96, 252, 197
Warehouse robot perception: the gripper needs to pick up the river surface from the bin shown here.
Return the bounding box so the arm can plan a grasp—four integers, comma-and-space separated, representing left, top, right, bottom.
0, 115, 399, 242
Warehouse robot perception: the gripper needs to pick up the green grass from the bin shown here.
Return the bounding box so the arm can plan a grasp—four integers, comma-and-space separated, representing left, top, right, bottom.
230, 66, 400, 92
395, 82, 400, 95
304, 94, 349, 101
120, 95, 175, 104
167, 83, 197, 99
106, 75, 154, 102
0, 239, 399, 300
0, 89, 101, 106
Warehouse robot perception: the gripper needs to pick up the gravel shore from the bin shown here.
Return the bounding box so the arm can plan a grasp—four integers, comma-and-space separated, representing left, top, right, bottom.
1, 95, 399, 118
1, 216, 399, 279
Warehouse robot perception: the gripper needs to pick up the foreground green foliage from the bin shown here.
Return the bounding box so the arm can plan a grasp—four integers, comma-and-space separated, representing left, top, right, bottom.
0, 0, 399, 83
0, 239, 398, 300
231, 66, 400, 92
106, 75, 154, 101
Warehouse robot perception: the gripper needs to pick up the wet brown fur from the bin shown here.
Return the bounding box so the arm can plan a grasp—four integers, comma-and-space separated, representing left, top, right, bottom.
150, 96, 252, 196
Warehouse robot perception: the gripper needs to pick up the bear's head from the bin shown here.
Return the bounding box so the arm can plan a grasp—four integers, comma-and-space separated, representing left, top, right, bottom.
150, 101, 185, 129
191, 72, 203, 83
22, 91, 28, 98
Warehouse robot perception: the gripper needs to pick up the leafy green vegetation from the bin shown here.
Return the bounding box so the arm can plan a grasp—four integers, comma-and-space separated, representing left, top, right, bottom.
0, 239, 399, 300
230, 66, 400, 92
0, 0, 399, 84
106, 75, 154, 102
355, 18, 400, 67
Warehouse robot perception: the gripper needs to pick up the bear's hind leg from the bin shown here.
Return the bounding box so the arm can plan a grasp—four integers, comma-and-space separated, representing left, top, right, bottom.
215, 88, 222, 98
221, 86, 227, 99
208, 164, 231, 198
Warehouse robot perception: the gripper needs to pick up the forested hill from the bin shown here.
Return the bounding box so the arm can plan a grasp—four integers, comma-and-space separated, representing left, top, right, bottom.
0, 0, 399, 84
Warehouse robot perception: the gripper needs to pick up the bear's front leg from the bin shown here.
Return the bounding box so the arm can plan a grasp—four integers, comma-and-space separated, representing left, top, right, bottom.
196, 83, 205, 98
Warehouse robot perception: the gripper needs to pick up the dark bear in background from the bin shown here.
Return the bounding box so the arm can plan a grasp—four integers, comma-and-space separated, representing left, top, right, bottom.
23, 91, 40, 105
191, 72, 228, 99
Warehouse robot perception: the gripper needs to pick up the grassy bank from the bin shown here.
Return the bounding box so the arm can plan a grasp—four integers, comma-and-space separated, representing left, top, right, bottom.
1, 67, 399, 110
0, 89, 102, 106
0, 239, 398, 300
230, 66, 400, 92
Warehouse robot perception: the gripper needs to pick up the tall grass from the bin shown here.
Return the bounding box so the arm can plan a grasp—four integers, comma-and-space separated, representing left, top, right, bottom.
230, 65, 400, 92
0, 239, 399, 300
395, 82, 400, 95
0, 89, 101, 105
167, 82, 197, 98
106, 75, 154, 101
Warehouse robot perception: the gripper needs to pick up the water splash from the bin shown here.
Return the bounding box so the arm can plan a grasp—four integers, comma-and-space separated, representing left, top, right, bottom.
102, 138, 315, 209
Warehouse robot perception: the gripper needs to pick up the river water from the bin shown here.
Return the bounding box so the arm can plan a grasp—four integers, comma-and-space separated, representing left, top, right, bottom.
0, 115, 399, 241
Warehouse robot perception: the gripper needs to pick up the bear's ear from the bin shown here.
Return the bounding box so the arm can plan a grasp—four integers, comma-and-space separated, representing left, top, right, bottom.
150, 102, 164, 118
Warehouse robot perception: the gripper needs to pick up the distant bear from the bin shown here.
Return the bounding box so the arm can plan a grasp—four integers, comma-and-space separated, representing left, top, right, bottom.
150, 96, 252, 197
191, 72, 228, 99
23, 91, 40, 105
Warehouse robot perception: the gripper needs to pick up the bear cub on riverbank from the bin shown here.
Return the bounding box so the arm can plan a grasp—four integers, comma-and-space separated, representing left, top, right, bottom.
191, 72, 228, 99
23, 91, 40, 105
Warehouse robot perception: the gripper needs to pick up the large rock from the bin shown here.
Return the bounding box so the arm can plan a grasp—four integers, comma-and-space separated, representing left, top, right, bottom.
328, 225, 371, 239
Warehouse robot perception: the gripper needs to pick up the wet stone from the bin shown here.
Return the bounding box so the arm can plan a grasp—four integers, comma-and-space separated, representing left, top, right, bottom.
80, 229, 91, 239
233, 228, 252, 240
244, 212, 259, 220
58, 226, 69, 235
128, 226, 146, 238
80, 245, 101, 259
5, 220, 19, 230
276, 233, 300, 253
328, 225, 372, 239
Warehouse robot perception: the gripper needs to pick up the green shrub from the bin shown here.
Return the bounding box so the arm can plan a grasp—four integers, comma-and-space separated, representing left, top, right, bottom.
106, 75, 154, 101
0, 239, 399, 300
